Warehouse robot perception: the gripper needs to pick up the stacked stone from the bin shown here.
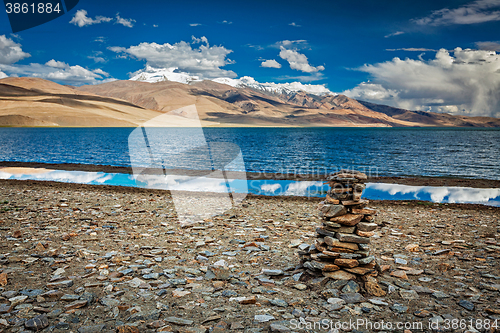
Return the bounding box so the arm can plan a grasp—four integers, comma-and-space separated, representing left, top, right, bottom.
299, 170, 378, 282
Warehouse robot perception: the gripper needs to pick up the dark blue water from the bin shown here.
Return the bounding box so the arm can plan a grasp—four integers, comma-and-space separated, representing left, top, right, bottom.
0, 127, 499, 180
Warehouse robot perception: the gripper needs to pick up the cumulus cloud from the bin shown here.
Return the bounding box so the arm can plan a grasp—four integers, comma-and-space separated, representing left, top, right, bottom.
69, 9, 112, 27
289, 22, 301, 27
115, 13, 135, 28
190, 23, 202, 26
476, 41, 500, 51
1, 60, 111, 85
70, 10, 135, 28
343, 48, 500, 117
109, 36, 236, 79
279, 47, 324, 73
0, 71, 7, 79
413, 0, 500, 26
260, 59, 281, 68
385, 31, 405, 38
0, 35, 30, 65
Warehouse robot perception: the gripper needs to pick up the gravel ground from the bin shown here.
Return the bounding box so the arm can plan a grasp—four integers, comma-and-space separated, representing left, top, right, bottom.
0, 179, 500, 333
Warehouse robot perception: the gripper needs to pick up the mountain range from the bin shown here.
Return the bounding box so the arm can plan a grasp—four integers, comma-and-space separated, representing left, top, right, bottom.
1, 76, 499, 127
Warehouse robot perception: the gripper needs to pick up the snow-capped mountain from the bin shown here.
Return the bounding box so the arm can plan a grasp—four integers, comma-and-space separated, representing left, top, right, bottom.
212, 76, 335, 96
129, 66, 201, 85
129, 66, 336, 96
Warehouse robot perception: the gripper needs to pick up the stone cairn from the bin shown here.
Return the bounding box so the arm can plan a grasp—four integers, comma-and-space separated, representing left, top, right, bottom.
299, 170, 385, 295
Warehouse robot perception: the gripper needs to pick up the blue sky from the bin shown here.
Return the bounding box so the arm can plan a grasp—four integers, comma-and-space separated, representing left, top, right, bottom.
1, 0, 500, 117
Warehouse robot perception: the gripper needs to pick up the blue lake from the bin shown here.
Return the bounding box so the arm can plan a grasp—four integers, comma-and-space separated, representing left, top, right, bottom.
0, 127, 499, 180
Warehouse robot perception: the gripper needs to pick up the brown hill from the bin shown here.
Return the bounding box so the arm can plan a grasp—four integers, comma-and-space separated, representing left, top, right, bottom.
0, 77, 217, 127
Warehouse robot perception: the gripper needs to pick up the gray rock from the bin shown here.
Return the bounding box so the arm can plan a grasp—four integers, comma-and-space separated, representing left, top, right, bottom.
394, 258, 407, 265
254, 314, 275, 323
326, 298, 346, 310
368, 298, 388, 306
320, 204, 347, 218
340, 293, 363, 304
168, 279, 187, 285
221, 290, 238, 297
99, 298, 120, 307
19, 289, 44, 297
60, 294, 80, 301
358, 256, 374, 265
458, 299, 474, 311
142, 273, 160, 280
24, 315, 49, 331
269, 299, 288, 307
432, 291, 449, 299
262, 269, 283, 276
336, 233, 370, 244
399, 289, 419, 300
164, 317, 194, 325
390, 303, 408, 313
47, 280, 73, 288
341, 281, 360, 294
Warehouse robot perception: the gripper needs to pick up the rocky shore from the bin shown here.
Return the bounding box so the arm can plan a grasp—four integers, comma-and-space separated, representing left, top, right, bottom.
0, 179, 499, 333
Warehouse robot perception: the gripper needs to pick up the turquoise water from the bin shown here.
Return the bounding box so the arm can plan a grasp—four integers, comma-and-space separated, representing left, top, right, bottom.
1, 169, 499, 207
0, 127, 499, 179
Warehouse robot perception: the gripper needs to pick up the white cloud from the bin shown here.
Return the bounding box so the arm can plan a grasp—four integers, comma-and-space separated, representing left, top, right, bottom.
274, 40, 309, 49
221, 20, 232, 24
413, 0, 500, 26
385, 31, 405, 38
45, 59, 67, 68
260, 59, 281, 68
343, 47, 500, 117
153, 24, 158, 28
69, 9, 112, 27
289, 22, 301, 27
476, 41, 500, 51
94, 36, 107, 43
1, 60, 112, 85
109, 37, 236, 79
191, 36, 208, 44
115, 13, 135, 28
386, 48, 437, 52
0, 71, 7, 79
246, 44, 264, 50
88, 55, 106, 63
190, 23, 202, 27
0, 35, 30, 65
276, 72, 326, 82
279, 47, 324, 73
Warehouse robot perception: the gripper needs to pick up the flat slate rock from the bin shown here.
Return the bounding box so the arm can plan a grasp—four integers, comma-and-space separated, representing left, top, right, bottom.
164, 317, 194, 326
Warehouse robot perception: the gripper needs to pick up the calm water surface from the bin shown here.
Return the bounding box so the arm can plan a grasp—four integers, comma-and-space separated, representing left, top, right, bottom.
0, 127, 498, 180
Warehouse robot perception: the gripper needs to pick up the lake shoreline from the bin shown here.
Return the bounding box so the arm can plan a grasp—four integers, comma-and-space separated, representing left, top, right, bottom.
1, 160, 499, 189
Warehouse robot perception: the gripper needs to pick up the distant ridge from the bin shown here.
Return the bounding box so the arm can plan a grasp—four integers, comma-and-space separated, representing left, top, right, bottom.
0, 76, 499, 127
